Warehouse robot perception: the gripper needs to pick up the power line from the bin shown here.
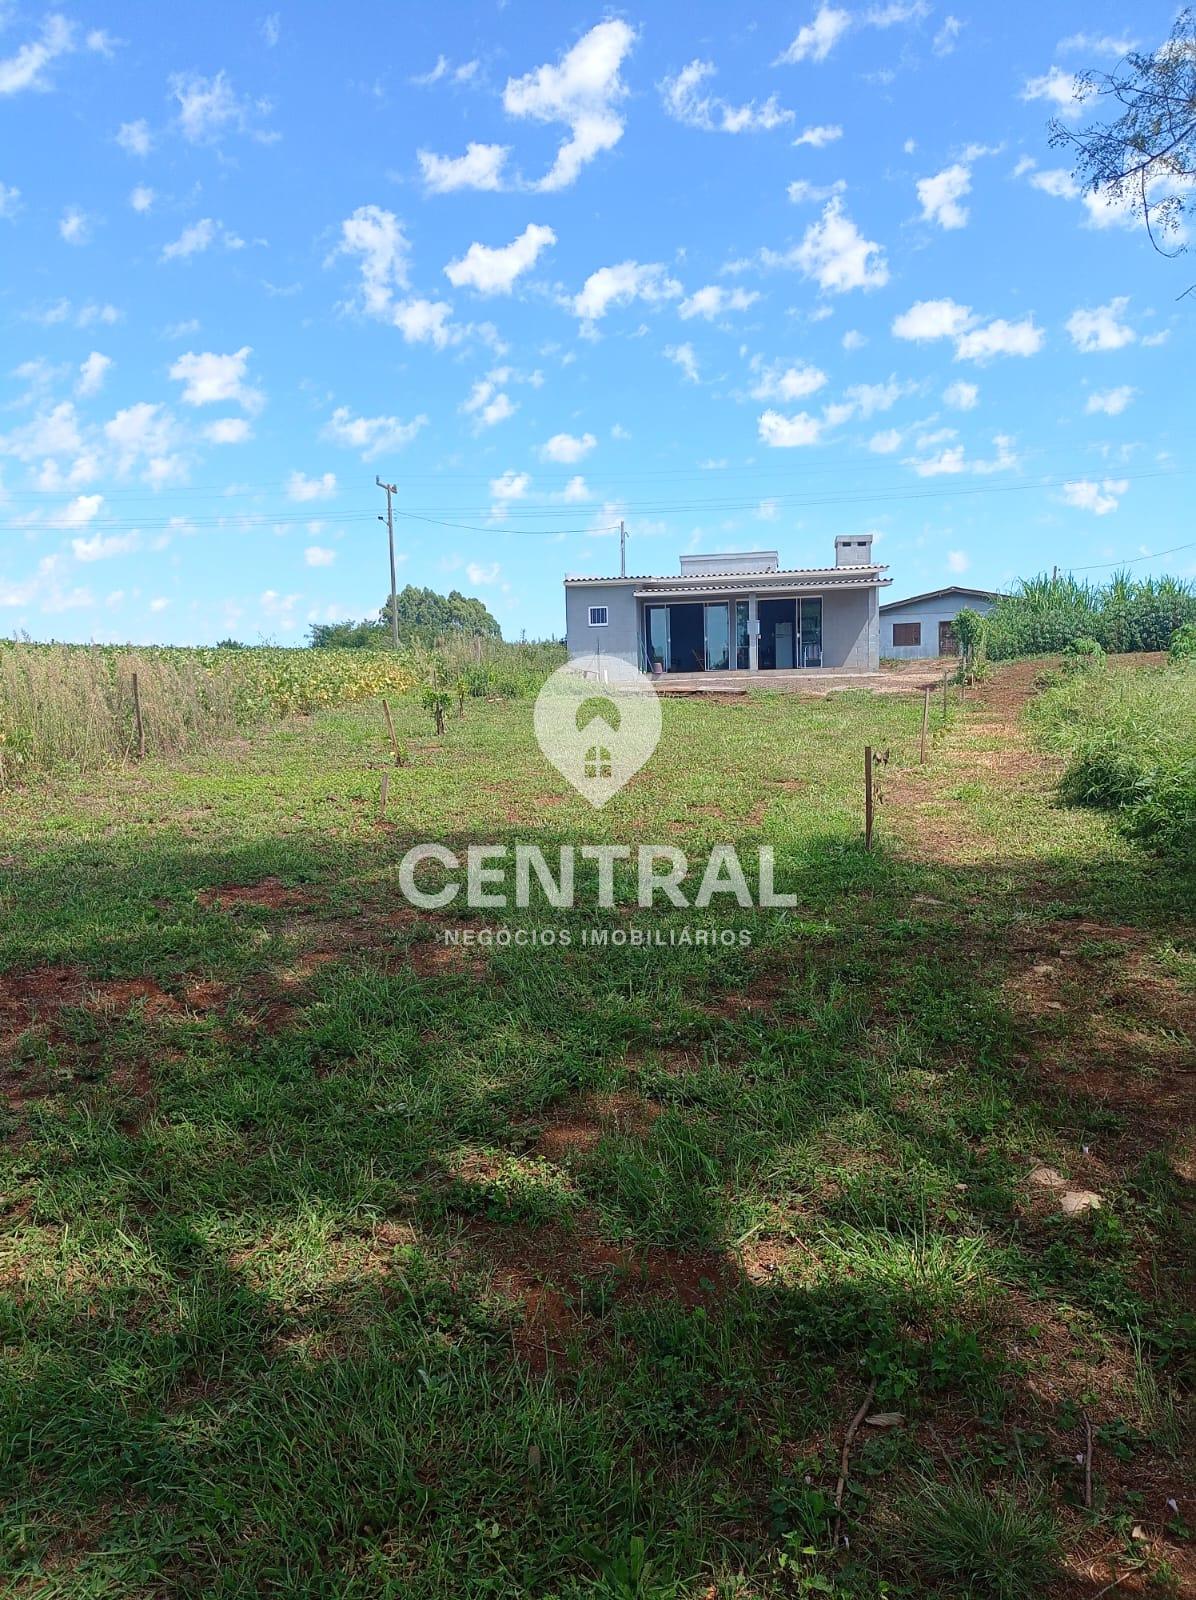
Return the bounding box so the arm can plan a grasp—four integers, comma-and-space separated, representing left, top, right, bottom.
1070, 537, 1196, 571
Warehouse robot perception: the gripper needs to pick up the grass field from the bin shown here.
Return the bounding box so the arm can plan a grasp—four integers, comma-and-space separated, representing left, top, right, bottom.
1, 666, 1192, 1597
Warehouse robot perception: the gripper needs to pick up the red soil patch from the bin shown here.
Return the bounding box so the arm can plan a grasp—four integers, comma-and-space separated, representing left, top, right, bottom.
198, 877, 310, 910
404, 937, 491, 977
87, 978, 182, 1019
182, 979, 231, 1011
457, 1214, 738, 1371
530, 1092, 660, 1161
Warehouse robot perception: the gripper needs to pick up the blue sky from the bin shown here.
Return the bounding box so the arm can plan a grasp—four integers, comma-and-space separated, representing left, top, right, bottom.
0, 2, 1191, 645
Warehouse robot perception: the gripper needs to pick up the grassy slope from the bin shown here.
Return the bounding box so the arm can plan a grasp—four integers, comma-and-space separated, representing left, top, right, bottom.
0, 677, 1192, 1598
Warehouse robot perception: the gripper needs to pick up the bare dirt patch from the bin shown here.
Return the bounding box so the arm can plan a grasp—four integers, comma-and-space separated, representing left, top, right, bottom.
528, 1092, 660, 1161
198, 878, 311, 911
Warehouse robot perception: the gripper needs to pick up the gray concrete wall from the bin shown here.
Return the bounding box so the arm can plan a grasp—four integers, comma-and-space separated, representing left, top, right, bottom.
880, 593, 995, 659
822, 587, 879, 671
564, 583, 640, 666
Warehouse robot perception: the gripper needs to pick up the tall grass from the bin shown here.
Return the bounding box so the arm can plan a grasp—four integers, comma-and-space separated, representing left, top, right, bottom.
977, 572, 1196, 661
0, 637, 566, 783
1029, 656, 1196, 853
0, 646, 242, 780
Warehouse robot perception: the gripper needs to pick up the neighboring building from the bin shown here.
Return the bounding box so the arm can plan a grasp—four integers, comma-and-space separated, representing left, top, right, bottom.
879, 586, 1003, 660
564, 536, 891, 675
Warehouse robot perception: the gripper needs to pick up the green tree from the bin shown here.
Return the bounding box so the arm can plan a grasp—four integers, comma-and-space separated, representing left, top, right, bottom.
1048, 10, 1196, 280
308, 586, 503, 649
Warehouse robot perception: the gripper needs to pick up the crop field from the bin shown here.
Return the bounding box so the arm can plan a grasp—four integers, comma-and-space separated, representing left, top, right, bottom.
0, 660, 1192, 1597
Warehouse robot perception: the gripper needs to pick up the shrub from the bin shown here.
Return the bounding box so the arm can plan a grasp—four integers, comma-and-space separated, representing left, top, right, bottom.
1170, 621, 1196, 662
1030, 657, 1196, 853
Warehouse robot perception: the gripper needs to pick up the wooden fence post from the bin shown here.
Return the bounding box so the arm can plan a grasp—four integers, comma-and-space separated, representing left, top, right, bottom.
920, 685, 931, 764
132, 671, 146, 760
864, 745, 874, 852
381, 697, 400, 764
941, 667, 949, 718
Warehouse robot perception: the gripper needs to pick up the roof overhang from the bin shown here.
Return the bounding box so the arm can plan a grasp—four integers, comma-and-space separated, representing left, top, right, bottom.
634, 575, 892, 600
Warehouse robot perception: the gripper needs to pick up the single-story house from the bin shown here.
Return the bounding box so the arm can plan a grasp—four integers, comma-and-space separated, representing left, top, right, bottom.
879, 586, 1003, 660
564, 536, 891, 675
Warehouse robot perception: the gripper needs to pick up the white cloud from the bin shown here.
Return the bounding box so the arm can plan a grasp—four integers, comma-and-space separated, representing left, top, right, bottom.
330, 205, 470, 350
170, 69, 270, 144
261, 13, 280, 47
955, 317, 1043, 361
758, 409, 824, 447
0, 13, 75, 96
287, 471, 337, 502
0, 181, 19, 218
418, 143, 510, 194
892, 298, 1043, 361
76, 352, 111, 397
52, 493, 104, 531
933, 15, 963, 54
794, 123, 842, 147
869, 427, 902, 453
917, 162, 971, 229
659, 59, 793, 134
102, 403, 183, 483
947, 549, 970, 573
330, 204, 409, 314
776, 5, 852, 64
906, 433, 1018, 477
59, 205, 90, 245
787, 177, 846, 204
1058, 32, 1135, 59
571, 260, 683, 323
116, 118, 152, 156
892, 297, 974, 341
73, 530, 141, 562
841, 328, 866, 350
445, 222, 555, 295
562, 475, 589, 502
1029, 167, 1079, 199
489, 470, 530, 510
503, 19, 636, 191
1021, 66, 1084, 119
390, 297, 459, 349
794, 197, 889, 292
943, 380, 978, 410
541, 431, 597, 464
1085, 385, 1135, 416
204, 417, 253, 444
321, 406, 426, 460
411, 55, 479, 86
678, 285, 759, 320
1062, 477, 1128, 515
305, 545, 336, 567
749, 357, 827, 402
462, 377, 516, 430
130, 184, 155, 213
1066, 296, 1136, 352
149, 596, 170, 613
160, 217, 220, 262
170, 347, 264, 411
664, 342, 699, 383
466, 561, 500, 585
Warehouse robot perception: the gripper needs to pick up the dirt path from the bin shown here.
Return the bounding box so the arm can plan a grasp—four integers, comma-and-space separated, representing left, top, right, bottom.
885, 657, 1061, 863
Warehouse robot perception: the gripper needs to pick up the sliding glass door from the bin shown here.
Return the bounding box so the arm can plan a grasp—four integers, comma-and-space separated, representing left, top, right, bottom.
703, 604, 729, 671
799, 597, 823, 667
735, 601, 750, 670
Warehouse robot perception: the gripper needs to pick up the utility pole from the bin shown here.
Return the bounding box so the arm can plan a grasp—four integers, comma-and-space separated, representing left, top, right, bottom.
619, 518, 627, 578
376, 476, 400, 650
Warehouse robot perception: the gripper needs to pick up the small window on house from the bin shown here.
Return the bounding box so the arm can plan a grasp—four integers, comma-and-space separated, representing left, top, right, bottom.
892, 622, 922, 647
588, 605, 609, 626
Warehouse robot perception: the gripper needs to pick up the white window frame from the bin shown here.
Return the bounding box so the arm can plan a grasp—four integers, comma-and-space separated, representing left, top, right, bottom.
588, 605, 609, 627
